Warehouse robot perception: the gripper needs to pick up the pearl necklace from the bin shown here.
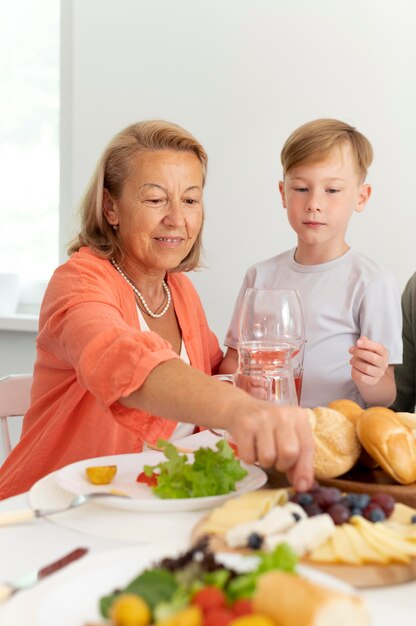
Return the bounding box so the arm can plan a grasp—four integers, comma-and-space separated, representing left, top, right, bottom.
111, 259, 172, 319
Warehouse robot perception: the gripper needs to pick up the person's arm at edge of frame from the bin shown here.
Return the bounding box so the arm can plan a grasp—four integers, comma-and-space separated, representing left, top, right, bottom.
391, 273, 416, 412
119, 358, 315, 492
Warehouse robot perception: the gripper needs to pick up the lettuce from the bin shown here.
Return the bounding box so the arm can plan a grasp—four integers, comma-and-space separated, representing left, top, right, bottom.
143, 439, 248, 499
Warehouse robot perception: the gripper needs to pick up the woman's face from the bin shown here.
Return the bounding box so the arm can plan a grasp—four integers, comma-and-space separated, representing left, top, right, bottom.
104, 149, 204, 277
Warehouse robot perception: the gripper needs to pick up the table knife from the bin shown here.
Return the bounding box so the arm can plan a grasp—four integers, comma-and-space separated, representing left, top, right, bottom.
0, 547, 88, 603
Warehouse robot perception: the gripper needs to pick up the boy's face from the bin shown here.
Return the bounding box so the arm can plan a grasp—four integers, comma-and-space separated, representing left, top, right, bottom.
279, 142, 371, 261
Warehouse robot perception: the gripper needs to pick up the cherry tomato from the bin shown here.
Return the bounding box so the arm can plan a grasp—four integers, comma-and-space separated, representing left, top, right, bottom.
204, 606, 234, 626
231, 598, 253, 617
192, 586, 226, 612
136, 472, 158, 487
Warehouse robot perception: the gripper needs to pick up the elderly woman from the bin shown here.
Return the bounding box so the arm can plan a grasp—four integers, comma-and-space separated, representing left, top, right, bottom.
0, 120, 314, 499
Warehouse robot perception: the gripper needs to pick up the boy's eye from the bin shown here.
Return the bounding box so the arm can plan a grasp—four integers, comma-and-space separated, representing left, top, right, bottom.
294, 187, 308, 192
326, 188, 340, 194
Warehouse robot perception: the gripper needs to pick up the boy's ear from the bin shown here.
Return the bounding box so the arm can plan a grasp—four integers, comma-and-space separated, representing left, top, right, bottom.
102, 188, 119, 226
355, 183, 372, 214
278, 181, 287, 208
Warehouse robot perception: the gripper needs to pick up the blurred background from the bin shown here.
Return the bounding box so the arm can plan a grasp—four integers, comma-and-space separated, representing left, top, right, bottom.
1, 0, 415, 376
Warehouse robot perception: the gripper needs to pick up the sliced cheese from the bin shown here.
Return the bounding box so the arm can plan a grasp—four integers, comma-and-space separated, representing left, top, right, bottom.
308, 538, 338, 563
331, 525, 362, 564
343, 522, 388, 564
390, 502, 416, 525
351, 517, 411, 563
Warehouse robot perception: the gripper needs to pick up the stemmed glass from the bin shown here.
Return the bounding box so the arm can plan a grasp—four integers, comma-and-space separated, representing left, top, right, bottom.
237, 288, 306, 403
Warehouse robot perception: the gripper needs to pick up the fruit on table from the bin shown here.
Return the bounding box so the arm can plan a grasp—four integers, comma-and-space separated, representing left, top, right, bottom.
229, 616, 275, 626
110, 593, 151, 626
155, 605, 202, 626
85, 464, 117, 485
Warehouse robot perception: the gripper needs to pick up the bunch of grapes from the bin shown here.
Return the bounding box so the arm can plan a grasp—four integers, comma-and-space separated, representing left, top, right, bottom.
290, 486, 395, 525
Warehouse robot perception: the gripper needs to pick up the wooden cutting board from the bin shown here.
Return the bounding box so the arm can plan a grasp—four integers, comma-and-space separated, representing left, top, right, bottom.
192, 511, 416, 589
264, 466, 416, 508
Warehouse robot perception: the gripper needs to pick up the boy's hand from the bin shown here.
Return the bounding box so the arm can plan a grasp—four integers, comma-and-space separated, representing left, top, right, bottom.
349, 336, 389, 386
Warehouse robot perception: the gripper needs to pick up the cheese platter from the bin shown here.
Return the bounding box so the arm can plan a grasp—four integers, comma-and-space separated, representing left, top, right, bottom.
191, 487, 416, 588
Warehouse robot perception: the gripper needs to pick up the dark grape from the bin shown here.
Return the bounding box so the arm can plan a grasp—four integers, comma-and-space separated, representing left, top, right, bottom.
292, 512, 302, 522
350, 507, 363, 517
368, 507, 386, 522
313, 487, 343, 509
247, 532, 263, 549
290, 492, 313, 506
370, 493, 395, 518
411, 514, 416, 524
326, 503, 351, 525
344, 492, 371, 510
303, 502, 324, 517
363, 502, 383, 521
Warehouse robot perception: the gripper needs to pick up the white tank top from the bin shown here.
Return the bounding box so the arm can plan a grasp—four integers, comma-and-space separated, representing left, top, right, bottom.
136, 306, 195, 440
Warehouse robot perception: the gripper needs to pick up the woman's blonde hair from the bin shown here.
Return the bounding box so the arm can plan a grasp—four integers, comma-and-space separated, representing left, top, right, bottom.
281, 118, 373, 182
68, 120, 208, 272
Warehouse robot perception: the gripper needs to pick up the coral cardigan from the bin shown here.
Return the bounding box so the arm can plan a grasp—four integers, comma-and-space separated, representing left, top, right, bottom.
0, 248, 223, 499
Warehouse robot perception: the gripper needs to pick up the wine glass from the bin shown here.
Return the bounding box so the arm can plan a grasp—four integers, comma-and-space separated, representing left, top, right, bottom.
237, 288, 306, 403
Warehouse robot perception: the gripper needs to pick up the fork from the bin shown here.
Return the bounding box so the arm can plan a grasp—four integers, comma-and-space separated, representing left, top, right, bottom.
0, 492, 131, 527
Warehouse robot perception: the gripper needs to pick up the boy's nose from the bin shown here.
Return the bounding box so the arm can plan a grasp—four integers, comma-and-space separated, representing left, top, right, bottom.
306, 191, 322, 212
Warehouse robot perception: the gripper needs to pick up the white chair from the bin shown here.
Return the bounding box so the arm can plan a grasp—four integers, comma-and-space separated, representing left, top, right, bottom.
0, 374, 32, 459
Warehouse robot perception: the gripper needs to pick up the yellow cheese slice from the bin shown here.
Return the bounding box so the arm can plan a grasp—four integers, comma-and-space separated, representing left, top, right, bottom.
369, 523, 416, 556
308, 537, 337, 563
390, 502, 416, 525
331, 525, 362, 564
384, 520, 416, 540
201, 489, 287, 534
343, 522, 388, 564
351, 517, 411, 563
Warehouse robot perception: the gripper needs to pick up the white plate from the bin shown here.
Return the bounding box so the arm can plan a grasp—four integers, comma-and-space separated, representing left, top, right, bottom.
34, 546, 354, 626
54, 450, 267, 512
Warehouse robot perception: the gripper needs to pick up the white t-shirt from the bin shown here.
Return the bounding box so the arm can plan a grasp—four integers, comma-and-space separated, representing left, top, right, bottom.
224, 248, 403, 408
137, 307, 195, 440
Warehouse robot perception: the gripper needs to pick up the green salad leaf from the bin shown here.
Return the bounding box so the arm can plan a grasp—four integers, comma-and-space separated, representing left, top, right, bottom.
143, 439, 248, 499
100, 568, 178, 618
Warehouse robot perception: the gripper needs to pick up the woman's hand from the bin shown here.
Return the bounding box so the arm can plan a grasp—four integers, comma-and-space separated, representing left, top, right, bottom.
224, 399, 315, 492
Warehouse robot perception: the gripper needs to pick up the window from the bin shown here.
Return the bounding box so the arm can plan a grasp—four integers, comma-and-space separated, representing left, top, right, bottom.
0, 0, 59, 281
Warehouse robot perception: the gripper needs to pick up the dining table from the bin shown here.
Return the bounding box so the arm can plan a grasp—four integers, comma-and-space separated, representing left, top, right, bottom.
0, 430, 415, 626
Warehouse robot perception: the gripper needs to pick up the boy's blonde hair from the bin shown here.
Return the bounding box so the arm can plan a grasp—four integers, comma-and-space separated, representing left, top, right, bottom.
281, 118, 373, 182
68, 120, 208, 272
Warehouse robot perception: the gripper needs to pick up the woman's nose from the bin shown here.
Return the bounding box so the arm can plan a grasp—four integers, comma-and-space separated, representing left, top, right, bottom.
164, 200, 185, 225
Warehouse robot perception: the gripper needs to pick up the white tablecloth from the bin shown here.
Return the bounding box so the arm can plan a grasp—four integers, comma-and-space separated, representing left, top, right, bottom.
0, 431, 416, 625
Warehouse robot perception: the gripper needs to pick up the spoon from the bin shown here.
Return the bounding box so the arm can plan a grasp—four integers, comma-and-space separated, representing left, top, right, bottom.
0, 491, 131, 527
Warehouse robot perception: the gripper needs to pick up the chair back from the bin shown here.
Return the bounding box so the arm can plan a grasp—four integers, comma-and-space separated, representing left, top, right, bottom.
0, 374, 32, 459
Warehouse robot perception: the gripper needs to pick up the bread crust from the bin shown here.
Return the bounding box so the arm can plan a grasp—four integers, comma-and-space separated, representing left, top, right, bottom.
356, 407, 416, 484
307, 407, 361, 479
327, 399, 363, 424
253, 570, 370, 626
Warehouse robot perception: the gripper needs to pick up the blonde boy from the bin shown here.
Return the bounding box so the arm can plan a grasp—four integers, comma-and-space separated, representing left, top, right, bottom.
221, 119, 402, 408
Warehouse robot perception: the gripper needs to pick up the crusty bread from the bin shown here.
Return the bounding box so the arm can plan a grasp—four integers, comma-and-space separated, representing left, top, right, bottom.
306, 407, 361, 479
327, 399, 363, 424
396, 412, 416, 434
253, 570, 370, 626
356, 407, 416, 484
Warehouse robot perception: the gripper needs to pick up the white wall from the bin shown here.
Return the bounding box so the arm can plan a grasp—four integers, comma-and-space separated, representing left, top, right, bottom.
61, 0, 416, 343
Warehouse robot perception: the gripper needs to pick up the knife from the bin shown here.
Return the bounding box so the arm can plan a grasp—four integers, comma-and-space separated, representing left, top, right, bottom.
0, 547, 88, 603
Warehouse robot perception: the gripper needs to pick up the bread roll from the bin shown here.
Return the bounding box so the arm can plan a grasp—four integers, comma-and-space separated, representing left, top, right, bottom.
253, 570, 370, 626
356, 407, 416, 484
396, 412, 416, 434
306, 407, 361, 479
327, 399, 363, 424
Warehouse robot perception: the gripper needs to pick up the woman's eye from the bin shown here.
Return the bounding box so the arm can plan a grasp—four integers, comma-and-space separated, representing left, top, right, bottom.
184, 198, 199, 205
145, 197, 166, 205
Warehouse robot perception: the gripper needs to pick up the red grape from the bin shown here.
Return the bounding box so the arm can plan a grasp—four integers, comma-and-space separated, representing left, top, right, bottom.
369, 493, 395, 517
